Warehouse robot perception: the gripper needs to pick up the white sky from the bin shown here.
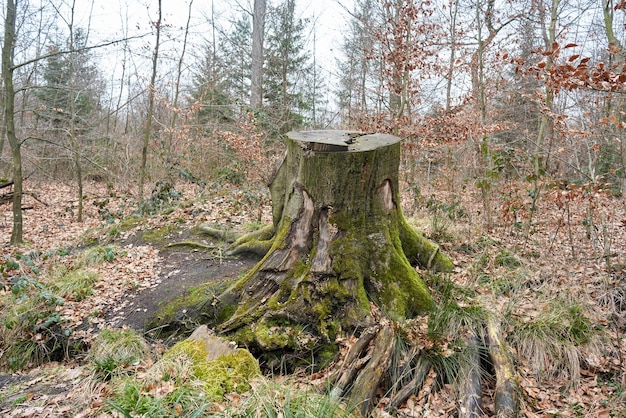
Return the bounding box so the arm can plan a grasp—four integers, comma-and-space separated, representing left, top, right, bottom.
80, 0, 351, 74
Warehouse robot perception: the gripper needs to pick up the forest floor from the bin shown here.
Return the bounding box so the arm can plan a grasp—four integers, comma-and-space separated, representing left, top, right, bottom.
0, 177, 625, 417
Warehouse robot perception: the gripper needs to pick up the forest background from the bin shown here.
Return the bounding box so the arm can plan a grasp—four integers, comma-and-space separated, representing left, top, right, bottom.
1, 0, 626, 416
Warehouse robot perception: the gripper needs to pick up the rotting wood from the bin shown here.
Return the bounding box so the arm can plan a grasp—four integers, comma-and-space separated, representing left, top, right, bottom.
486, 316, 519, 417
347, 325, 395, 416
459, 333, 484, 418
329, 326, 379, 400
386, 353, 431, 412
208, 130, 452, 413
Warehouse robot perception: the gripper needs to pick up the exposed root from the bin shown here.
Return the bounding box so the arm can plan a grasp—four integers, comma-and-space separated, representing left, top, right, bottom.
347, 325, 395, 416
226, 224, 275, 256
330, 327, 379, 401
165, 241, 219, 251
197, 223, 276, 256
324, 317, 520, 417
197, 224, 243, 242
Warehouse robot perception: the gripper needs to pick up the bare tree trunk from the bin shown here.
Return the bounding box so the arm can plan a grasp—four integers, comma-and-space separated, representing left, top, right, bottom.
250, 0, 266, 110
139, 0, 162, 200
2, 0, 22, 245
525, 0, 559, 238
166, 0, 193, 179
445, 0, 459, 111
67, 0, 84, 222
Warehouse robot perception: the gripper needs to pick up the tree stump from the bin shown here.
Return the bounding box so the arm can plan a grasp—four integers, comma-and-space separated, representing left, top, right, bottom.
215, 130, 452, 370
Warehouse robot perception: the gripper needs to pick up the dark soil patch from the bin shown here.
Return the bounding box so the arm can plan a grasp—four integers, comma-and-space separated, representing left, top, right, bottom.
104, 225, 259, 336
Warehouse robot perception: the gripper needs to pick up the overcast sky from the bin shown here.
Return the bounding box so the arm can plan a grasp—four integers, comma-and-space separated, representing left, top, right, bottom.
79, 0, 351, 74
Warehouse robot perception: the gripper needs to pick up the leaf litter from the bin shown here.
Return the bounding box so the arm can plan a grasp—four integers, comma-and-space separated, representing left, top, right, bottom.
0, 176, 624, 416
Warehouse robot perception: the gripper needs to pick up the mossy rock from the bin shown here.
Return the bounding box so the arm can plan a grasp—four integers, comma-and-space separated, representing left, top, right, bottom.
163, 333, 260, 399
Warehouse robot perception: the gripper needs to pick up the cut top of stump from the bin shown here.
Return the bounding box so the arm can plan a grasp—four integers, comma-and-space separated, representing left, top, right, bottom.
287, 130, 401, 153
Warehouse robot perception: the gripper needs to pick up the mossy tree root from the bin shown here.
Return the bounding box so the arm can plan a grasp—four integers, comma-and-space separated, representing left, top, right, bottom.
165, 240, 218, 250
399, 218, 454, 273
226, 224, 275, 256
197, 224, 244, 243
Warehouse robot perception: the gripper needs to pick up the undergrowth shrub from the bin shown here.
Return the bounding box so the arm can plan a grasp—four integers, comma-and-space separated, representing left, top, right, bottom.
138, 181, 182, 215
0, 246, 119, 371
0, 252, 68, 370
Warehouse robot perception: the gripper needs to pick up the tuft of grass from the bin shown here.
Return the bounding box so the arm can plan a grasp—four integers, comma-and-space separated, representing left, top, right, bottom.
221, 378, 358, 417
75, 245, 124, 267
426, 275, 486, 342
89, 328, 150, 380
54, 270, 98, 301
495, 250, 521, 268
505, 298, 602, 382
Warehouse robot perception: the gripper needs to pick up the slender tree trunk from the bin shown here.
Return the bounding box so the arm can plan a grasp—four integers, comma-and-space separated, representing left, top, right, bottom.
445, 0, 459, 111
250, 0, 266, 110
139, 0, 162, 200
66, 0, 84, 222
602, 0, 626, 193
2, 0, 22, 245
525, 0, 558, 238
166, 0, 193, 178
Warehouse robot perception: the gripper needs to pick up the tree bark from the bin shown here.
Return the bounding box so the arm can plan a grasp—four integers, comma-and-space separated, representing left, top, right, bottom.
139, 0, 161, 200
2, 0, 22, 245
215, 130, 452, 369
250, 0, 266, 110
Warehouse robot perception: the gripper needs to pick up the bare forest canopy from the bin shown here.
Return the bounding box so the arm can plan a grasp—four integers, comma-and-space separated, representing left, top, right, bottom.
0, 0, 625, 242
1, 0, 626, 203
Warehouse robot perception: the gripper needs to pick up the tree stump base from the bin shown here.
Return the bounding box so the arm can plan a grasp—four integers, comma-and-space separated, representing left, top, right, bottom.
213, 131, 451, 368
207, 130, 515, 415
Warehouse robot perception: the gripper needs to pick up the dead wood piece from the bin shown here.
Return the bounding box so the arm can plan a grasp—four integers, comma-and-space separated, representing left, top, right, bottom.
486, 317, 519, 418
459, 333, 484, 418
0, 180, 13, 189
329, 326, 379, 400
386, 354, 431, 412
347, 325, 395, 416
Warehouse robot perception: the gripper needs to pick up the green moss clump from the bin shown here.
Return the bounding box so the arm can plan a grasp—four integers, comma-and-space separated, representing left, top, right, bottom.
231, 321, 311, 352
117, 216, 145, 232
165, 339, 260, 398
329, 212, 434, 321
141, 224, 177, 244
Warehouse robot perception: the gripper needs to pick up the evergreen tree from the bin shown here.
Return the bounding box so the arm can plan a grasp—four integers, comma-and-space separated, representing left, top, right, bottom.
192, 14, 251, 125
36, 28, 102, 134
263, 0, 315, 133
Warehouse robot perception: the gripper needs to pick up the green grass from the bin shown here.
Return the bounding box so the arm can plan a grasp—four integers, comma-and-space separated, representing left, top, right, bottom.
0, 246, 121, 371
89, 328, 150, 380
505, 297, 602, 382
220, 378, 358, 418
54, 269, 98, 301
